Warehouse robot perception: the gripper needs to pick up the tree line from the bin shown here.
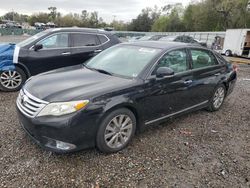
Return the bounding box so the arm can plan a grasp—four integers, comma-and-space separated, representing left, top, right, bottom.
1, 0, 250, 31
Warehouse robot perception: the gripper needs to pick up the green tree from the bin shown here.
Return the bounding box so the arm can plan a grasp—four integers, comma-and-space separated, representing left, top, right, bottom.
28, 13, 49, 26
48, 7, 57, 22
151, 16, 169, 32
89, 11, 99, 27
152, 4, 185, 32
128, 7, 160, 31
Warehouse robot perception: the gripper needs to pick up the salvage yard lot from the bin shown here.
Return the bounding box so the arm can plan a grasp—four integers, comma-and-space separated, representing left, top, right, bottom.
0, 64, 249, 187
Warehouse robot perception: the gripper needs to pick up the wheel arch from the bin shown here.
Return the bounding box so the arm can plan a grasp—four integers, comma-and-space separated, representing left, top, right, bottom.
222, 81, 229, 95
100, 102, 143, 133
15, 62, 31, 78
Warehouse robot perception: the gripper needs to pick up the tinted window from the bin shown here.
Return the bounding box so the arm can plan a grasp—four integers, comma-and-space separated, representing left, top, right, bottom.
38, 33, 69, 49
72, 33, 99, 47
191, 49, 218, 69
98, 35, 109, 44
153, 49, 188, 74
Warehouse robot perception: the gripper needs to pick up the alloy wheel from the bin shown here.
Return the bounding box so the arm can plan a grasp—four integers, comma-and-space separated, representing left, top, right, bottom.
0, 70, 22, 89
213, 87, 225, 109
104, 114, 133, 149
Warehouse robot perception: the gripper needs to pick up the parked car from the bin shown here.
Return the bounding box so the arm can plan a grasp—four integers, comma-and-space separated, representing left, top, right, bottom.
0, 28, 121, 91
16, 41, 237, 153
159, 35, 207, 47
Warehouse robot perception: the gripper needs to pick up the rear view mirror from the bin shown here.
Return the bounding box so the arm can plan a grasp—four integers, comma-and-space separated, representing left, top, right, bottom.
34, 44, 43, 51
156, 67, 174, 78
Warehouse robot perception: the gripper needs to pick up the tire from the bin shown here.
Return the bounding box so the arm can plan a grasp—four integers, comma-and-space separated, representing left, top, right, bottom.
96, 108, 136, 153
225, 50, 232, 57
207, 85, 226, 112
0, 67, 27, 92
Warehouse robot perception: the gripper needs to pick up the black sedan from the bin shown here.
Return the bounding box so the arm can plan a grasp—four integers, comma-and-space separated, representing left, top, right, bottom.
16, 41, 237, 153
0, 28, 120, 91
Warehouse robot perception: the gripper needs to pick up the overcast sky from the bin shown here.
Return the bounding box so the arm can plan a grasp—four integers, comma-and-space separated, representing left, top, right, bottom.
0, 0, 193, 23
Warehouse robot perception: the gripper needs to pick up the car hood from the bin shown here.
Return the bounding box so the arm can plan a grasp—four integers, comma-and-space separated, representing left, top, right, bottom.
0, 44, 15, 71
24, 65, 136, 102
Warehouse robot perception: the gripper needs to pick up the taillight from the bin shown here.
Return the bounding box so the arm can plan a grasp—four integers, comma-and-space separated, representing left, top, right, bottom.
233, 64, 238, 72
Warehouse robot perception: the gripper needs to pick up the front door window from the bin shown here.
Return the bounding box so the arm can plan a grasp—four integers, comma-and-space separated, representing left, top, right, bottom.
38, 33, 69, 49
153, 49, 188, 74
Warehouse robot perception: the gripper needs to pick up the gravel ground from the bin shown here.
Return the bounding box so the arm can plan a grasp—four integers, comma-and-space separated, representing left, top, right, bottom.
0, 65, 249, 188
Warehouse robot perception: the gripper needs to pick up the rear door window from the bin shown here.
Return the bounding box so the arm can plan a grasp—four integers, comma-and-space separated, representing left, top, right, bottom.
98, 35, 109, 44
190, 49, 218, 69
71, 33, 100, 47
214, 52, 227, 64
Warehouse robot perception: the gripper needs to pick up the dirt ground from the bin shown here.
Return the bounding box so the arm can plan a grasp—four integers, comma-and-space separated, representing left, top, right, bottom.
0, 35, 250, 187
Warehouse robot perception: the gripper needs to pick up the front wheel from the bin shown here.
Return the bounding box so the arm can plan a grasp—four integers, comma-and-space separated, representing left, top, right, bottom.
96, 108, 136, 153
0, 67, 26, 92
207, 85, 226, 112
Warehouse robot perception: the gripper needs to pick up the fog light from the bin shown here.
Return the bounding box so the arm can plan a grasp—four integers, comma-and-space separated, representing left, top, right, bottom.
56, 140, 76, 151
44, 137, 76, 151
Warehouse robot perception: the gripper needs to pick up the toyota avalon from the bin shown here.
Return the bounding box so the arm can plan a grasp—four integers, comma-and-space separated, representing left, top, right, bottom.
16, 41, 237, 153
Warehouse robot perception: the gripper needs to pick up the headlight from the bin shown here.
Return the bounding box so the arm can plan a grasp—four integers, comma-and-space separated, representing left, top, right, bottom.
37, 100, 89, 117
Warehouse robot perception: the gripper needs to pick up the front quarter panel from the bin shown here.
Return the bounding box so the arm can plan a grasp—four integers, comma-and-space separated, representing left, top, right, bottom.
89, 81, 146, 128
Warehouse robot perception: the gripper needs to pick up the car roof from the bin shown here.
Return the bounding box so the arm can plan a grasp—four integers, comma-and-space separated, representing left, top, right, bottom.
46, 27, 110, 35
122, 41, 203, 50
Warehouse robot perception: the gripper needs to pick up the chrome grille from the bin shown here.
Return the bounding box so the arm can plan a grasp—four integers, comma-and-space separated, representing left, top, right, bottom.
16, 89, 48, 117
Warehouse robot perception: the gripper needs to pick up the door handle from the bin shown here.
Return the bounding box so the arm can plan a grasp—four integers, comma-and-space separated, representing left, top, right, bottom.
94, 49, 102, 53
184, 80, 193, 85
61, 52, 71, 55
214, 73, 221, 76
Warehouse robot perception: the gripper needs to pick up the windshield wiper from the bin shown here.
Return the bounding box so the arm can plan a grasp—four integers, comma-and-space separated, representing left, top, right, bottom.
83, 64, 113, 76
94, 68, 113, 76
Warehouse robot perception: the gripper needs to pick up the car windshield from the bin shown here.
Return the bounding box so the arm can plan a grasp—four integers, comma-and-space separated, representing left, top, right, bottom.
86, 45, 161, 78
17, 30, 49, 47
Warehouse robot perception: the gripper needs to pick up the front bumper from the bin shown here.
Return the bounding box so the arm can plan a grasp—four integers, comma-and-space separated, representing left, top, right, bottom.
16, 106, 102, 153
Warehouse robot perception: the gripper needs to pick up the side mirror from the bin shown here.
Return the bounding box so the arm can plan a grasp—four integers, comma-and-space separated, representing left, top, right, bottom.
156, 67, 174, 78
34, 44, 43, 51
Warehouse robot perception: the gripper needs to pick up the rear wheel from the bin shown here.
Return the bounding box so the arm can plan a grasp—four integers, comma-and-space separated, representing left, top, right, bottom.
0, 67, 26, 92
96, 108, 136, 153
207, 85, 226, 112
